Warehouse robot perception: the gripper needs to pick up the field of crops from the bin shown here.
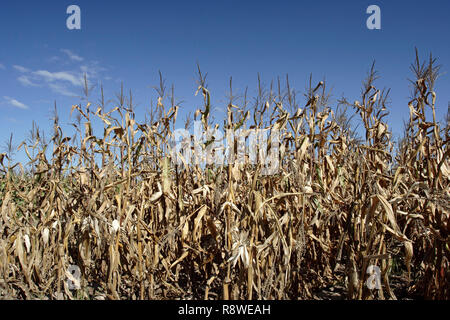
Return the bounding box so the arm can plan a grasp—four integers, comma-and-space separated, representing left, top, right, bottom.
0, 51, 448, 300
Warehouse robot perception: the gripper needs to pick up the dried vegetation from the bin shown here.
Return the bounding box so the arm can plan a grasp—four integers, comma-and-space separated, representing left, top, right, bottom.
0, 51, 448, 299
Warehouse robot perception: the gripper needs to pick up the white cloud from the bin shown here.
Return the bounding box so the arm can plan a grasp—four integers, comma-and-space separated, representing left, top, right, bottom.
48, 56, 60, 63
13, 65, 30, 73
61, 49, 84, 62
0, 63, 5, 70
34, 70, 82, 86
3, 96, 29, 110
12, 51, 108, 97
48, 83, 77, 97
80, 62, 107, 79
17, 75, 39, 87
6, 117, 18, 123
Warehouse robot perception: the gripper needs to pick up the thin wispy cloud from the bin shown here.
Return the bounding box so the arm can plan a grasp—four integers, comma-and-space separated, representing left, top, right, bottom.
61, 49, 84, 62
80, 61, 108, 81
0, 63, 5, 70
17, 75, 39, 87
48, 83, 77, 97
13, 65, 30, 73
48, 56, 60, 63
213, 107, 226, 114
3, 96, 29, 110
12, 49, 108, 99
6, 117, 19, 124
34, 70, 82, 86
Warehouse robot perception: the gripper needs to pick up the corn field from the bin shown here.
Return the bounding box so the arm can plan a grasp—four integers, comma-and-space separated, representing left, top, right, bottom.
0, 51, 448, 300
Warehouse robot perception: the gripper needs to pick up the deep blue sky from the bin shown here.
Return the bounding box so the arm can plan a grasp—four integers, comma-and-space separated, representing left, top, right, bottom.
0, 1, 449, 163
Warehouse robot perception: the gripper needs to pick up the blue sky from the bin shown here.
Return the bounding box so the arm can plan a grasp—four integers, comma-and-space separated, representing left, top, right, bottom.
0, 0, 449, 164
